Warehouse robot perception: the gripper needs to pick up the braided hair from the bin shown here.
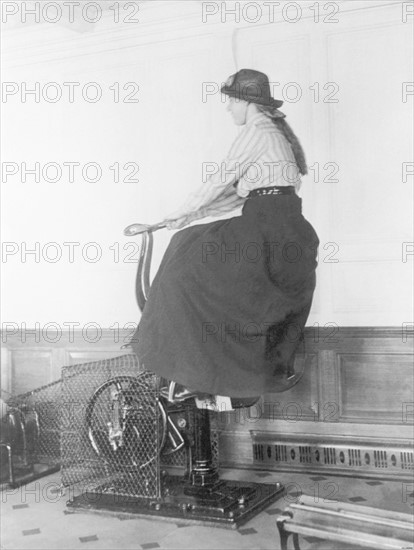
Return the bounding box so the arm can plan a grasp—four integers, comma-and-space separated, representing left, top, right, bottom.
256, 104, 308, 176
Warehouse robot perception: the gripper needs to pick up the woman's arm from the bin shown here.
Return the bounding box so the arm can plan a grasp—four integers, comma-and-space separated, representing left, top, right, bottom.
166, 184, 245, 229
165, 122, 265, 229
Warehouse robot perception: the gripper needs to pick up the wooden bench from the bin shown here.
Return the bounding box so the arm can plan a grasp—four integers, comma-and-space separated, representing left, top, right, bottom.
276, 494, 414, 550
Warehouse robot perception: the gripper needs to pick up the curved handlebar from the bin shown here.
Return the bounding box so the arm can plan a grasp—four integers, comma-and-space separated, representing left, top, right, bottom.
123, 221, 167, 311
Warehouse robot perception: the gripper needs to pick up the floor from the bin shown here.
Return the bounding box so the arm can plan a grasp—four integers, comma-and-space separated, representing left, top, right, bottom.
1, 468, 413, 550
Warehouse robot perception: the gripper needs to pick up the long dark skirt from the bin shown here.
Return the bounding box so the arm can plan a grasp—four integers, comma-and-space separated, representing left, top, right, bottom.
132, 194, 319, 397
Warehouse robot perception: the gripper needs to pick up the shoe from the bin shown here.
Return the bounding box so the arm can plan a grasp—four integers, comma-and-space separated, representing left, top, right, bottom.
169, 386, 201, 402
159, 381, 210, 403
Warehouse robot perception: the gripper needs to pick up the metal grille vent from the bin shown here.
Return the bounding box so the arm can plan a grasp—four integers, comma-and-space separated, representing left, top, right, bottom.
324, 447, 336, 465
253, 443, 264, 462
251, 434, 413, 479
374, 450, 388, 468
348, 449, 361, 467
275, 444, 288, 462
299, 446, 312, 464
400, 452, 413, 470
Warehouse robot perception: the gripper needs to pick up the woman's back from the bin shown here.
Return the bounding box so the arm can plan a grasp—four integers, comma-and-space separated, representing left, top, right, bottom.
233, 111, 302, 197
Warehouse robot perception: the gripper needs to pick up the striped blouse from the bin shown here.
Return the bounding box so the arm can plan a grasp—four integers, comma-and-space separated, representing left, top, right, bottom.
167, 111, 301, 225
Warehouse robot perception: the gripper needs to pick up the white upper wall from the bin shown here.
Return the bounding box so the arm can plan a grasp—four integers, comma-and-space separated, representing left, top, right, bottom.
1, 0, 413, 330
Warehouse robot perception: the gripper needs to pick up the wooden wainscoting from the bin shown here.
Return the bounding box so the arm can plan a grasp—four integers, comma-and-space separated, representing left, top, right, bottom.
1, 327, 413, 478
0, 329, 135, 398
216, 327, 414, 479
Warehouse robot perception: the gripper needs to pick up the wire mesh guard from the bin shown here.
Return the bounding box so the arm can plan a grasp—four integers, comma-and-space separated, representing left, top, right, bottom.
61, 354, 163, 502
2, 349, 221, 510
1, 378, 62, 485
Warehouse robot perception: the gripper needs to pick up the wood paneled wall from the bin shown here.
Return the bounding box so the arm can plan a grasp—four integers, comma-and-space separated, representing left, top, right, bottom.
216, 327, 414, 470
0, 330, 133, 397
1, 327, 412, 457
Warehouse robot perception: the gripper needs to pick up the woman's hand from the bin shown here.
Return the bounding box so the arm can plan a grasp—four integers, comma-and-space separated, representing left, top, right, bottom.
164, 208, 207, 230
165, 215, 190, 230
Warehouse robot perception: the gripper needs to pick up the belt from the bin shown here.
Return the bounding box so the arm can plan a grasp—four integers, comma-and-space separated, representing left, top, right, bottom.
248, 186, 296, 198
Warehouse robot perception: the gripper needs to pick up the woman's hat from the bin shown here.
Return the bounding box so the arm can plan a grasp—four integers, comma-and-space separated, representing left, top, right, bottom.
221, 69, 283, 108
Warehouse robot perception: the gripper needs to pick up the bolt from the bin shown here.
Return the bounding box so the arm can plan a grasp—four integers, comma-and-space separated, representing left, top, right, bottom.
177, 417, 187, 428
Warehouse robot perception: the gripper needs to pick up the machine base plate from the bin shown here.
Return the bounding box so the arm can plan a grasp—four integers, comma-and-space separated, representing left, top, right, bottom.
66, 475, 284, 529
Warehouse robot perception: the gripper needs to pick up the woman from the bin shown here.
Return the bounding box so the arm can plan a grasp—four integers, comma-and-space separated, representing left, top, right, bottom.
131, 69, 319, 399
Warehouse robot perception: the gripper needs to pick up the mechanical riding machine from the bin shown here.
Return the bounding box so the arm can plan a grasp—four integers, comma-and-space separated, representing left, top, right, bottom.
62, 221, 306, 527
